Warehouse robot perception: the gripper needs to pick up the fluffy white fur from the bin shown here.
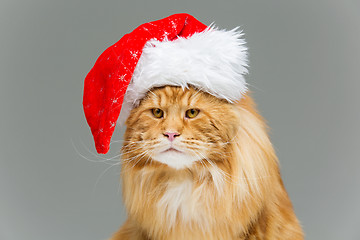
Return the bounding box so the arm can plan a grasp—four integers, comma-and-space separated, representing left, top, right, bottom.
153, 151, 199, 170
119, 27, 248, 124
157, 177, 215, 231
151, 136, 202, 169
157, 179, 194, 226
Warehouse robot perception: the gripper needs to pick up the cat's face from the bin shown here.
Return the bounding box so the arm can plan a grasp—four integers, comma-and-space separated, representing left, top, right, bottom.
124, 86, 240, 169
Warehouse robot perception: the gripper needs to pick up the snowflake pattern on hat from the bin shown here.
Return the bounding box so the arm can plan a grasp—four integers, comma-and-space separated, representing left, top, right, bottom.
83, 13, 248, 154
83, 14, 207, 154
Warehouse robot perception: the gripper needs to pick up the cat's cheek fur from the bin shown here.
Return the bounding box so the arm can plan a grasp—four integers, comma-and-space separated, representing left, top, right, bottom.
153, 151, 199, 170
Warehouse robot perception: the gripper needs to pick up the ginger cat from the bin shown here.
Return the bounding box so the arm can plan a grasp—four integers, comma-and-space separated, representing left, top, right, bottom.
111, 86, 303, 240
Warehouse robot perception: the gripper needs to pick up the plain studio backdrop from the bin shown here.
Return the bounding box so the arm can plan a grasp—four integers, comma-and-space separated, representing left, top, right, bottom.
1, 0, 359, 239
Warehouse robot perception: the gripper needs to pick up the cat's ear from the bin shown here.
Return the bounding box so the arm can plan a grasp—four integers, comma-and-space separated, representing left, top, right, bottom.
83, 14, 207, 154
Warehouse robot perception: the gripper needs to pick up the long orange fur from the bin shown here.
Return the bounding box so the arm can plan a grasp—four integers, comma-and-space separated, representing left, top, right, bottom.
110, 86, 303, 239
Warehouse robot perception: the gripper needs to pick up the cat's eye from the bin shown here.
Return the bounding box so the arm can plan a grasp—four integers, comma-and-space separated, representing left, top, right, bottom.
152, 108, 164, 118
185, 109, 200, 118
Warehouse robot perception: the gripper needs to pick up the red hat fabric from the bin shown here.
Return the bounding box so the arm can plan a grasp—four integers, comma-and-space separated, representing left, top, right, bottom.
83, 14, 207, 154
83, 13, 248, 154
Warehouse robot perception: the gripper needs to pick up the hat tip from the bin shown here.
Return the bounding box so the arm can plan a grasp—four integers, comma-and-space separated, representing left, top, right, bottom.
95, 143, 110, 154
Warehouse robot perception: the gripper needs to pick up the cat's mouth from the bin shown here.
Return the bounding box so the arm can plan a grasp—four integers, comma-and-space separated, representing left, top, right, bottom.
163, 147, 182, 153
153, 145, 200, 169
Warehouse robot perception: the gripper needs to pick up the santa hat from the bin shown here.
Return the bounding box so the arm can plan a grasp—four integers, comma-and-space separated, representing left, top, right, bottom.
83, 13, 248, 154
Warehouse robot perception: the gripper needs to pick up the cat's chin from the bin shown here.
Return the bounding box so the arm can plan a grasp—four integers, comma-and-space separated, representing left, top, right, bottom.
153, 150, 199, 170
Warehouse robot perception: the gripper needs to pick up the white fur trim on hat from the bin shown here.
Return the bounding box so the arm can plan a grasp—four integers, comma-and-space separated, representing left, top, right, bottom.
119, 27, 248, 124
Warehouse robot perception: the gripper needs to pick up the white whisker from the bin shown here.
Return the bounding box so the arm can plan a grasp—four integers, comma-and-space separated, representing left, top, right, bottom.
93, 161, 122, 194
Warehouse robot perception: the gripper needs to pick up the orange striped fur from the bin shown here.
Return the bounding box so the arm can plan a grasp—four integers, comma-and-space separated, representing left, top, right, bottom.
111, 86, 303, 240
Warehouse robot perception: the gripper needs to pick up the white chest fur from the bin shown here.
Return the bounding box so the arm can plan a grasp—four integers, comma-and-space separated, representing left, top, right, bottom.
157, 179, 205, 227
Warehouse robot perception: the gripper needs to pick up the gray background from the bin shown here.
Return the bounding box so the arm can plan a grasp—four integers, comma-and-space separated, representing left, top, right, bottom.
1, 0, 359, 239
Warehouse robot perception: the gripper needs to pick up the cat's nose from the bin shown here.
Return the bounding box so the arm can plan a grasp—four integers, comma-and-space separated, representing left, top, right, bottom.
163, 132, 180, 142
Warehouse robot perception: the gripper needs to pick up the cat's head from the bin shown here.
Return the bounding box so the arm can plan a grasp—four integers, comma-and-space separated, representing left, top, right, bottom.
123, 86, 241, 170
